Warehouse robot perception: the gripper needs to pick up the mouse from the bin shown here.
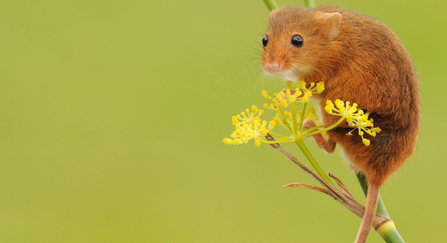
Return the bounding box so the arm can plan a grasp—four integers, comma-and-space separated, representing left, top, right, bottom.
261, 5, 420, 243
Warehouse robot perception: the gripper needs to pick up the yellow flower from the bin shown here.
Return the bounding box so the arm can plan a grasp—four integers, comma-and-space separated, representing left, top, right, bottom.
293, 79, 325, 101
223, 105, 275, 146
224, 80, 377, 147
262, 80, 325, 109
325, 100, 381, 146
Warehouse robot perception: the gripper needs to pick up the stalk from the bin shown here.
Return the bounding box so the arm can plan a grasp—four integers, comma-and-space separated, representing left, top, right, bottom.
295, 139, 334, 185
263, 0, 314, 10
305, 0, 315, 8
277, 106, 294, 134
304, 117, 345, 138
262, 0, 279, 11
298, 102, 307, 131
291, 103, 299, 135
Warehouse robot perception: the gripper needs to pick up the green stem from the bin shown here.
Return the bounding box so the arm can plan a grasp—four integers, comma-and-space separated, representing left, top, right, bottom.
264, 131, 293, 140
356, 174, 405, 243
295, 139, 334, 185
277, 106, 294, 134
263, 0, 279, 11
380, 227, 406, 243
291, 103, 298, 135
263, 0, 314, 11
303, 117, 345, 138
298, 102, 307, 131
304, 0, 315, 8
301, 125, 326, 134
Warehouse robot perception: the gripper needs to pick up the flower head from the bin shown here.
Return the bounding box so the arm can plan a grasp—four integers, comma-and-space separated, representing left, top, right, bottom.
224, 80, 378, 147
223, 105, 275, 146
262, 80, 325, 108
325, 99, 381, 146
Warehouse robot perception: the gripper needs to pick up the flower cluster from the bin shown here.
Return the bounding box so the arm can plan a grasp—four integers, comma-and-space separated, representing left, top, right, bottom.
223, 105, 275, 146
262, 81, 325, 135
223, 79, 380, 147
224, 80, 325, 146
325, 99, 381, 146
262, 80, 324, 108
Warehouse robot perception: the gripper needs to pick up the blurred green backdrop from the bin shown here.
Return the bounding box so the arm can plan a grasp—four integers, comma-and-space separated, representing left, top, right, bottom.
1, 0, 446, 242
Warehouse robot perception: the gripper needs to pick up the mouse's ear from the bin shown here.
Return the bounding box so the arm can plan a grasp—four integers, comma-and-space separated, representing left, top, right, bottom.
268, 10, 278, 21
320, 12, 342, 40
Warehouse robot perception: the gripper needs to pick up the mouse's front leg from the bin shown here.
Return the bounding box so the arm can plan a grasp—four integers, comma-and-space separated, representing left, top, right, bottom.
302, 119, 336, 154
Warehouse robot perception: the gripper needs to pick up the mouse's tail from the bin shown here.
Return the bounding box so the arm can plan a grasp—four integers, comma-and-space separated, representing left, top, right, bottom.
354, 182, 380, 243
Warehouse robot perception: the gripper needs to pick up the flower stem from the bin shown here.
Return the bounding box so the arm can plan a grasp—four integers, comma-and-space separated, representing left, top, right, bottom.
263, 0, 314, 11
298, 102, 307, 131
295, 139, 334, 185
304, 117, 345, 138
305, 0, 315, 8
291, 103, 299, 135
356, 173, 405, 243
277, 106, 294, 134
263, 0, 279, 11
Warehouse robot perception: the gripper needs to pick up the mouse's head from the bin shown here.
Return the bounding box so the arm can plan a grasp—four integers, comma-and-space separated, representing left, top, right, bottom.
262, 7, 341, 81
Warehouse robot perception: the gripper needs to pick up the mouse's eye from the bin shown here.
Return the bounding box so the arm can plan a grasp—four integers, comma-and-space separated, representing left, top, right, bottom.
291, 34, 303, 47
262, 35, 268, 47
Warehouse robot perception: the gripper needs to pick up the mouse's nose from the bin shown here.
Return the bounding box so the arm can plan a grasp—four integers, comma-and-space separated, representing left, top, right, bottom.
263, 62, 283, 73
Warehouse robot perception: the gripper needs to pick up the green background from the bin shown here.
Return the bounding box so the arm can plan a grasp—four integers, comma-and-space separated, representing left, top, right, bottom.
1, 0, 446, 242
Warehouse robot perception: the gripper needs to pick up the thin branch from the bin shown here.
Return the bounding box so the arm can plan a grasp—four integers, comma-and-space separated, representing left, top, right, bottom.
284, 183, 332, 197
329, 172, 354, 199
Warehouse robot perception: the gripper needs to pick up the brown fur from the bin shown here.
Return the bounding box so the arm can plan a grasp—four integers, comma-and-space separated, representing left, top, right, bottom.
262, 6, 420, 242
